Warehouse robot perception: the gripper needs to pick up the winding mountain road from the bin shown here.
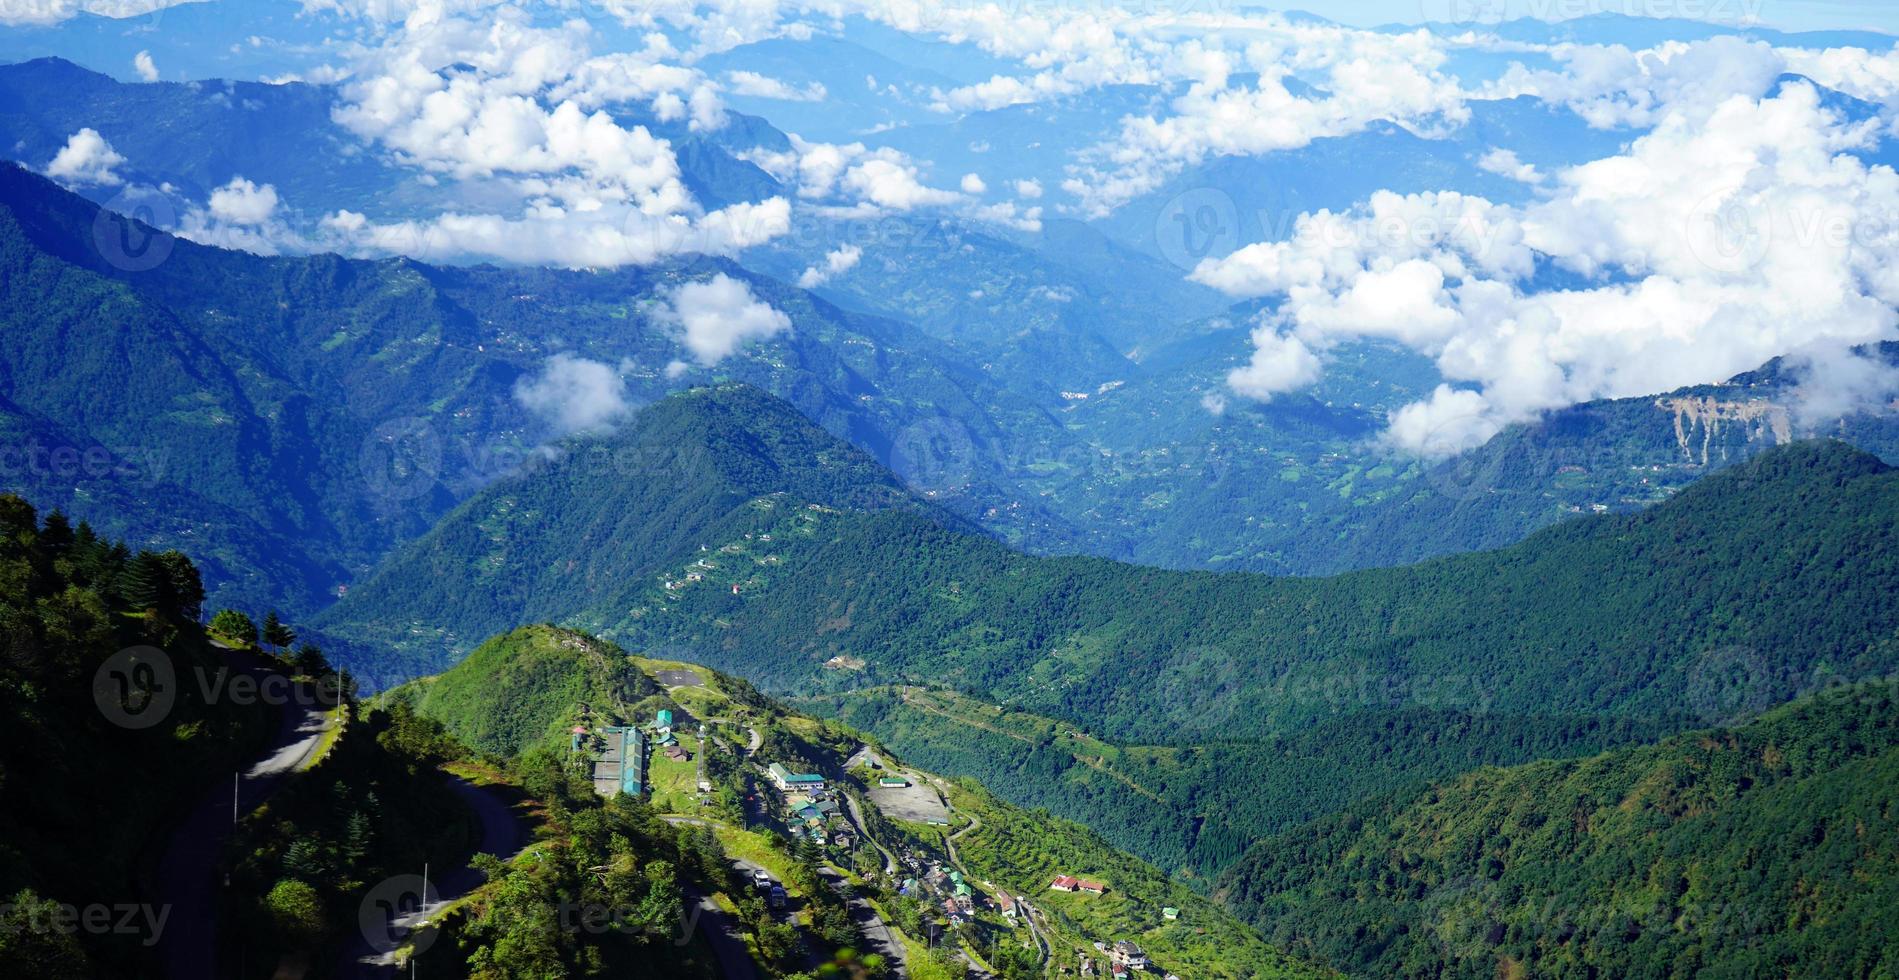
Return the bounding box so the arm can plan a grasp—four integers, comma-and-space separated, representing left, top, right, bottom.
662, 815, 906, 977
154, 650, 339, 980
336, 774, 533, 978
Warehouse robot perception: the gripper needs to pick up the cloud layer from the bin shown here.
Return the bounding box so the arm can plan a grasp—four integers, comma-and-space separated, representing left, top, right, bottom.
1196, 81, 1899, 454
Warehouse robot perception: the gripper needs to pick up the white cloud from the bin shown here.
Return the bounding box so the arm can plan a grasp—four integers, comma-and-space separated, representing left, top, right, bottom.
133, 50, 159, 82
321, 196, 789, 267
1196, 82, 1899, 454
960, 173, 987, 195
44, 128, 126, 187
724, 70, 825, 101
208, 177, 280, 225
661, 273, 791, 366
514, 353, 630, 435
177, 177, 308, 255
309, 6, 789, 267
1064, 23, 1472, 214
842, 157, 962, 211
0, 0, 191, 27
1227, 323, 1322, 400
1477, 148, 1543, 184
1382, 386, 1503, 459
1482, 36, 1786, 129
966, 200, 1043, 232
1014, 179, 1043, 199
797, 243, 862, 288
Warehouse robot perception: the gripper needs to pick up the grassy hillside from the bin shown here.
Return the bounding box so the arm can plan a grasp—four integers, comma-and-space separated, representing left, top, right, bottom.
378, 625, 663, 757
386, 623, 1330, 979
943, 780, 1332, 980
1217, 683, 1899, 979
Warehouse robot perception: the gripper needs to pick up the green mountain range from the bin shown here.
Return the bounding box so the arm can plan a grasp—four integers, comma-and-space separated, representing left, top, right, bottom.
8, 158, 1893, 632
1217, 683, 1899, 978
320, 384, 1899, 885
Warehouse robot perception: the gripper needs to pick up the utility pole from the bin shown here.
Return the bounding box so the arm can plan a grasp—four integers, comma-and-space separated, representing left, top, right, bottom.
231, 771, 238, 824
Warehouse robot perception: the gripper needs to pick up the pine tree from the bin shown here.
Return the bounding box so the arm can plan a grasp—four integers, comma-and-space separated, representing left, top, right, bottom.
262, 611, 294, 651
293, 642, 330, 677
38, 511, 74, 557
116, 551, 166, 611
344, 810, 375, 866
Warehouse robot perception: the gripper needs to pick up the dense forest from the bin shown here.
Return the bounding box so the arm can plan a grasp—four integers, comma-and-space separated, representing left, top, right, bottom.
0, 494, 270, 975
1217, 683, 1899, 978
320, 386, 932, 679
322, 387, 1899, 894
816, 687, 1678, 882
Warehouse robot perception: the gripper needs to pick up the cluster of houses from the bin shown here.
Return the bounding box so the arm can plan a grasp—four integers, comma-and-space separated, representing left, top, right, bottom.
896, 862, 995, 928
768, 764, 855, 851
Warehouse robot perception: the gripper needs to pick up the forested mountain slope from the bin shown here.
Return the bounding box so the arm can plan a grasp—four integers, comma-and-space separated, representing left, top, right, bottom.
316, 386, 936, 680
322, 386, 1899, 880
0, 162, 1071, 614
1217, 683, 1899, 978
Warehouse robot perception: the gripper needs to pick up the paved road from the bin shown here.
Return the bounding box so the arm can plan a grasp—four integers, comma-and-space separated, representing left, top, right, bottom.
337, 775, 532, 977
155, 650, 338, 980
682, 885, 760, 980
842, 793, 900, 874
663, 816, 906, 977
706, 718, 762, 754
815, 864, 908, 976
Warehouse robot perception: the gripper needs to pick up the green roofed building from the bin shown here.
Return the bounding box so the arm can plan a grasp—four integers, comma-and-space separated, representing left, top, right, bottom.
768, 763, 826, 792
